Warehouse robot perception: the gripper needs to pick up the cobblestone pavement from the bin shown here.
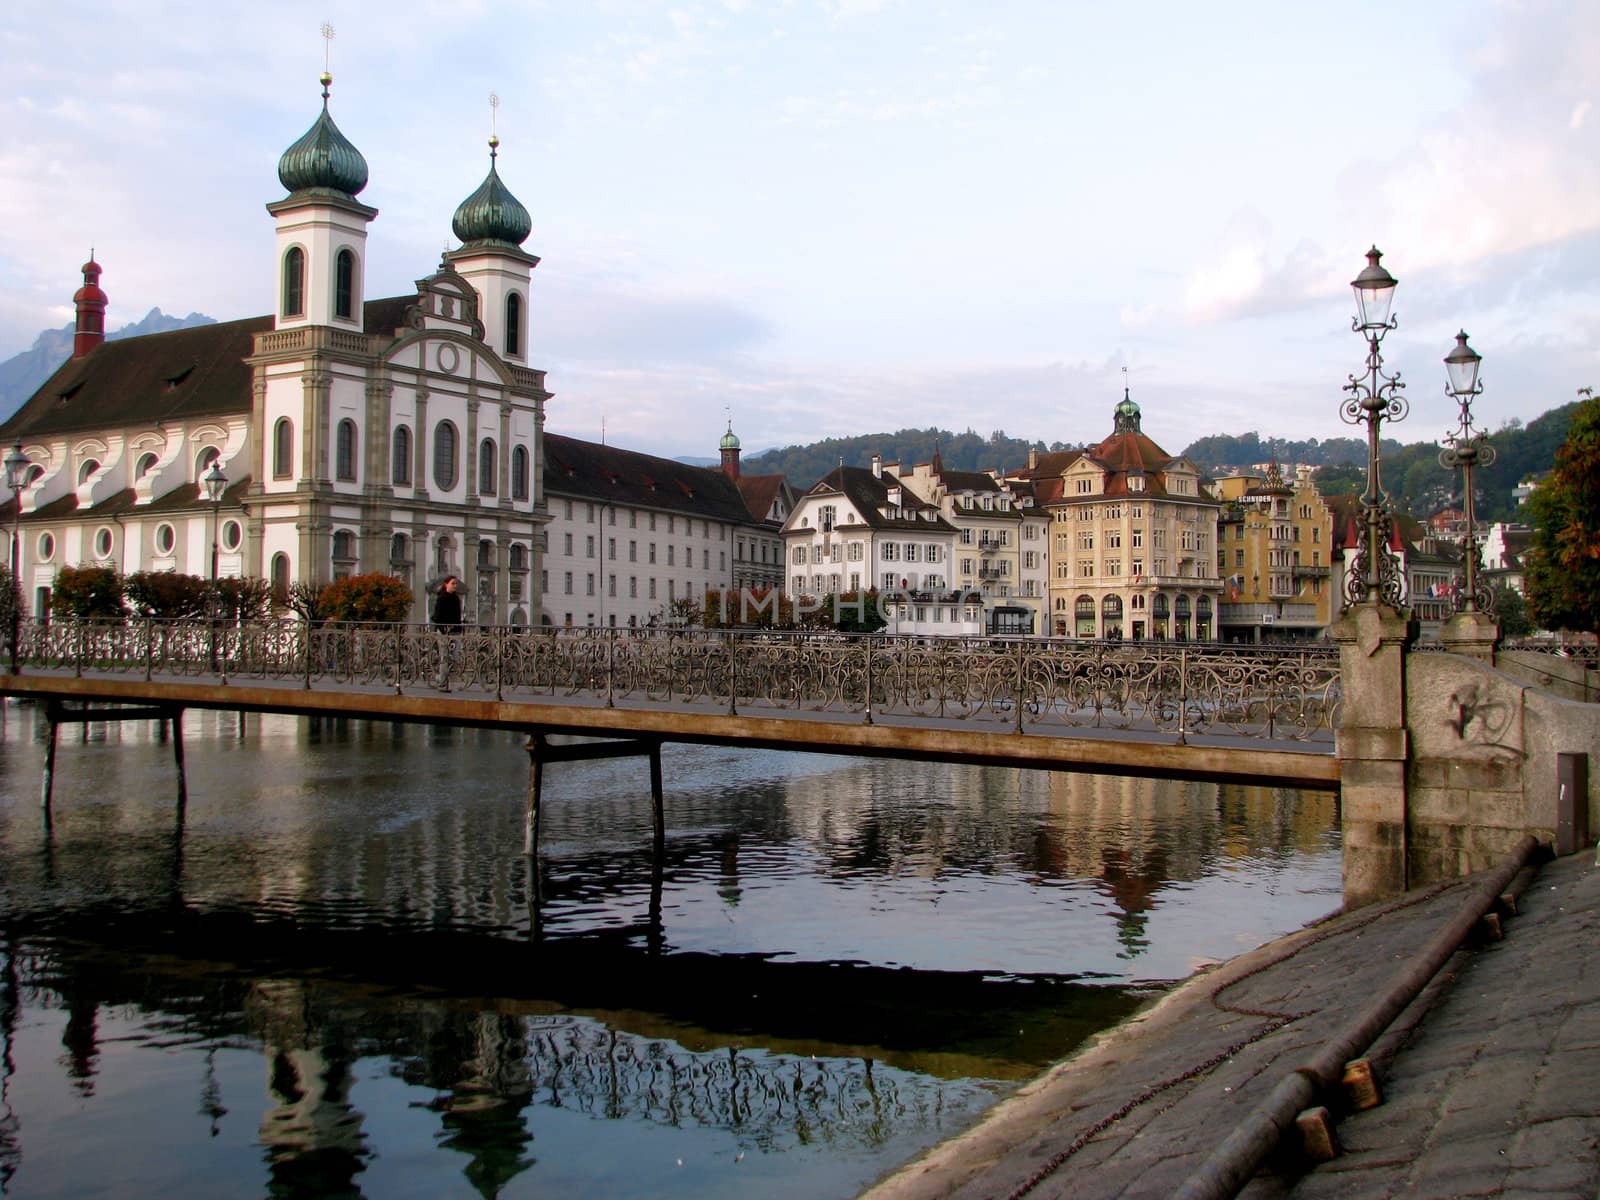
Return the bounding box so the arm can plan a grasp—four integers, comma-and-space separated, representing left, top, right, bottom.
1248, 850, 1600, 1200
861, 851, 1600, 1200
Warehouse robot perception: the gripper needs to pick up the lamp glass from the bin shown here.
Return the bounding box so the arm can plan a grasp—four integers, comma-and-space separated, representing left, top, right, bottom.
1351, 247, 1397, 332
4, 443, 28, 492
1444, 332, 1481, 397
203, 462, 228, 504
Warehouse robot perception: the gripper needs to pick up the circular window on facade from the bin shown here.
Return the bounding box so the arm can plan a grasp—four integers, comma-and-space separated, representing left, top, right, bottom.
154, 523, 176, 555
221, 520, 243, 552
36, 532, 54, 562
94, 527, 113, 559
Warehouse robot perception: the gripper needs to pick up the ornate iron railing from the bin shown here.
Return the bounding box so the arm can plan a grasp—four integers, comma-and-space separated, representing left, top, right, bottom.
10, 620, 1342, 744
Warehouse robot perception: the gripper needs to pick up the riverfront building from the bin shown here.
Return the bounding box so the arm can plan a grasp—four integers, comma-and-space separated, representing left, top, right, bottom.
1213, 463, 1337, 642
782, 459, 969, 635
1014, 391, 1222, 640
0, 75, 549, 625
539, 427, 791, 628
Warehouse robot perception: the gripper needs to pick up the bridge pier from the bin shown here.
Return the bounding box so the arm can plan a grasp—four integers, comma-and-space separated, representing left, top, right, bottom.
39, 700, 188, 821
521, 732, 665, 859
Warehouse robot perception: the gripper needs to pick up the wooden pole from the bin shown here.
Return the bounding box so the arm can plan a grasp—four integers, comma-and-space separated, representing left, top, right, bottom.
170, 709, 187, 815
523, 733, 543, 857
649, 739, 665, 857
41, 701, 59, 816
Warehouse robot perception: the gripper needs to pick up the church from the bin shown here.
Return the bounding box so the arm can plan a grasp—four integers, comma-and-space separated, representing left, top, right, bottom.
0, 71, 550, 626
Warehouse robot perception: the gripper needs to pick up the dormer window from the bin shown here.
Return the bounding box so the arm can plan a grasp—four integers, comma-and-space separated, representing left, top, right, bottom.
820, 504, 836, 532
1130, 476, 1146, 492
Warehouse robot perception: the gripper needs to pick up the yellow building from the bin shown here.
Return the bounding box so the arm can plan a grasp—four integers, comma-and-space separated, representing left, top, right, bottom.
1213, 463, 1336, 642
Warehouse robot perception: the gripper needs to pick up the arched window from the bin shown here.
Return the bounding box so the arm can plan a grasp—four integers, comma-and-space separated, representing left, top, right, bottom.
334, 249, 355, 319
390, 532, 410, 563
336, 419, 357, 481
196, 446, 219, 480
273, 418, 293, 478
511, 445, 529, 501
282, 247, 305, 317
479, 438, 497, 496
78, 458, 100, 485
434, 535, 454, 575
271, 553, 290, 602
433, 421, 458, 491
391, 424, 412, 486
332, 530, 354, 560
1102, 594, 1124, 618
509, 543, 527, 570
477, 539, 496, 567
505, 292, 522, 356
135, 453, 159, 480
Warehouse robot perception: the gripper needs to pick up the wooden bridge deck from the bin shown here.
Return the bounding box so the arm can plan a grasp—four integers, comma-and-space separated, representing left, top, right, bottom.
0, 670, 1341, 791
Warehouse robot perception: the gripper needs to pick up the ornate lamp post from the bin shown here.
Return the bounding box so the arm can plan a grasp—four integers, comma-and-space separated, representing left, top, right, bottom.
5, 442, 30, 673
203, 461, 228, 671
1439, 332, 1495, 616
1340, 247, 1408, 609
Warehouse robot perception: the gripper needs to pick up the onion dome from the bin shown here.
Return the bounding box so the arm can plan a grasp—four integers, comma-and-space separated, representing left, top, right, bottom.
73, 255, 107, 307
452, 136, 532, 248
720, 420, 741, 451
277, 73, 369, 197
1113, 386, 1142, 435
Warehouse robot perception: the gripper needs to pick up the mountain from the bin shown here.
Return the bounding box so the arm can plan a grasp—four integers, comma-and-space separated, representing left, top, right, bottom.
0, 308, 217, 423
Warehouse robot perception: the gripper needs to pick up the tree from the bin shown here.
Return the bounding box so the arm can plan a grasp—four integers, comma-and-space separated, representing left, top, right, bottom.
1491, 584, 1532, 638
124, 571, 210, 618
1524, 390, 1600, 637
318, 573, 414, 624
52, 566, 127, 622
214, 577, 274, 621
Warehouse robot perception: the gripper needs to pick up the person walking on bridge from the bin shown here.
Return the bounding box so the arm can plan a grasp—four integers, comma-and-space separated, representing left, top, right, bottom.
431, 574, 463, 689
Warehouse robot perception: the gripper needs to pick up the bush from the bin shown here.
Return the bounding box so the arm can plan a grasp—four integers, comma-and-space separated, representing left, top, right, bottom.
53, 565, 127, 622
124, 571, 210, 619
317, 573, 414, 624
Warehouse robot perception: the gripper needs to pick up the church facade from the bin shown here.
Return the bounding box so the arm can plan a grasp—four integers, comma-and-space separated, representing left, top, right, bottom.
1, 73, 550, 626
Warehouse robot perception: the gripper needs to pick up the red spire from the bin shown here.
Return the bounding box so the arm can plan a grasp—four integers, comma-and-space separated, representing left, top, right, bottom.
73, 253, 108, 359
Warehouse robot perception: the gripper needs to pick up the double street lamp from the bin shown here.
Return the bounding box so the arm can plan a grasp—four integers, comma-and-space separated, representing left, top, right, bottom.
1339, 247, 1409, 610
5, 441, 29, 673
1440, 332, 1496, 616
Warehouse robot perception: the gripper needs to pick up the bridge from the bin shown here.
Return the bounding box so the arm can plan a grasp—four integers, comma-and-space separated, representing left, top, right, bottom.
4, 616, 1592, 909
0, 618, 1340, 783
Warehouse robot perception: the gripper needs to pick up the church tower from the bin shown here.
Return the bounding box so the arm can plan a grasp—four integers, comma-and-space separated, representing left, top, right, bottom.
72, 254, 108, 358
266, 72, 376, 331
445, 136, 538, 363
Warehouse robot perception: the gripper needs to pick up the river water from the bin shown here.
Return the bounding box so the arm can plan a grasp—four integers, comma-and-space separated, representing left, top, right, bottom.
0, 704, 1340, 1199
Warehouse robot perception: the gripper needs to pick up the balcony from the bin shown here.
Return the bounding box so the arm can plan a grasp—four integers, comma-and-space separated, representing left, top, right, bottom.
1293, 563, 1331, 577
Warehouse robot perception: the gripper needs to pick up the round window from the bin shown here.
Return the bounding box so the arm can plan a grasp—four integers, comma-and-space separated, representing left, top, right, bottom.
94, 527, 113, 559
154, 523, 175, 555
221, 520, 243, 552
36, 532, 54, 561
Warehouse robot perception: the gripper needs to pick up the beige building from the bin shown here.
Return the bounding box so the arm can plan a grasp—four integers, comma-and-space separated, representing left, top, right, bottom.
1213, 463, 1337, 642
1016, 392, 1221, 640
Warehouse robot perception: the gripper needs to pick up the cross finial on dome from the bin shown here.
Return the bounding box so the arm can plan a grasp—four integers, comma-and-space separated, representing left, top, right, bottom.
320, 22, 335, 100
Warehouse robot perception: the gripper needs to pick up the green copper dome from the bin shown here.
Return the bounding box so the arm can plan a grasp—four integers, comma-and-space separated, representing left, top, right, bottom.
1113, 387, 1142, 434
277, 74, 369, 197
452, 138, 532, 248
720, 420, 741, 451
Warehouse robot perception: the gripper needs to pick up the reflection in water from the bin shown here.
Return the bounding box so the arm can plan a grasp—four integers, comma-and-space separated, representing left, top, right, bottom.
0, 705, 1339, 1198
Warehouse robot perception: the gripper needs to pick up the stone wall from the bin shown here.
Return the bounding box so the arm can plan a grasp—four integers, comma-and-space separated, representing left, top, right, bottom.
1405, 650, 1600, 885
1495, 649, 1600, 704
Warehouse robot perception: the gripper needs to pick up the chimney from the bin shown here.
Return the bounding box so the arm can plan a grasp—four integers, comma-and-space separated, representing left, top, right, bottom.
73, 254, 108, 359
1027, 447, 1038, 471
871, 453, 882, 478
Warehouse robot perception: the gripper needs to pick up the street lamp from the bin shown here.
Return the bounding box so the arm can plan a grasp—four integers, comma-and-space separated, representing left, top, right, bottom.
1339, 246, 1409, 610
1439, 332, 1496, 616
5, 441, 31, 673
203, 460, 227, 672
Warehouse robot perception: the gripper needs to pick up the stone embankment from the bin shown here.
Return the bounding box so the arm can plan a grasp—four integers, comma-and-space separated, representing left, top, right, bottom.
862, 844, 1600, 1200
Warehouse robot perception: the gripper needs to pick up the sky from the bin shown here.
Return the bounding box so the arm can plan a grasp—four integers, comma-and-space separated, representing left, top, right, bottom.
2, 0, 1597, 462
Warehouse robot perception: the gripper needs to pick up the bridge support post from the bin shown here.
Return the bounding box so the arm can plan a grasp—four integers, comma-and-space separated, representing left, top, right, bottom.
649, 740, 665, 856
1333, 603, 1416, 908
42, 701, 60, 817
170, 708, 188, 815
524, 734, 543, 857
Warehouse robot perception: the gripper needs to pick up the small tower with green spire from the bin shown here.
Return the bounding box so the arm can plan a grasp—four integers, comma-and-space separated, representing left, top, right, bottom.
719, 415, 742, 479
266, 46, 378, 331
446, 95, 539, 363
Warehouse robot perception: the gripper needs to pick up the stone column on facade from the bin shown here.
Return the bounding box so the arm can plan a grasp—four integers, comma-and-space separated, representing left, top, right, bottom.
413, 388, 430, 502
301, 368, 332, 489
245, 373, 269, 579
360, 375, 392, 575
1333, 601, 1417, 907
